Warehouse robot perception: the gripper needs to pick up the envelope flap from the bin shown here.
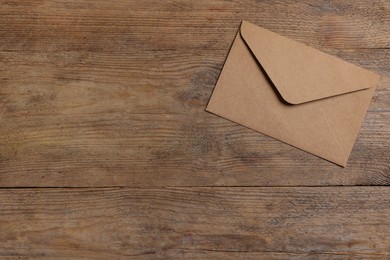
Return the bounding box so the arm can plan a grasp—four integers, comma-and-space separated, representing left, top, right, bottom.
240, 21, 380, 104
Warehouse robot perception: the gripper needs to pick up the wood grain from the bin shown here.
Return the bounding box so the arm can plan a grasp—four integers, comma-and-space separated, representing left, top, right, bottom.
0, 49, 389, 115
0, 112, 389, 187
0, 187, 389, 258
0, 0, 389, 257
0, 0, 389, 52
0, 40, 389, 187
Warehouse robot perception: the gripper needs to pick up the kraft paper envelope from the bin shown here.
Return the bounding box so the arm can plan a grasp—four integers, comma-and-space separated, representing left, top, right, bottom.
206, 21, 380, 167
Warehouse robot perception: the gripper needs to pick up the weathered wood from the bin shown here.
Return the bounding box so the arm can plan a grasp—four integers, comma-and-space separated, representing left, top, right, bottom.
0, 0, 389, 258
0, 0, 389, 52
0, 48, 389, 187
0, 187, 389, 258
0, 253, 387, 260
0, 49, 389, 115
0, 112, 389, 187
1, 0, 389, 187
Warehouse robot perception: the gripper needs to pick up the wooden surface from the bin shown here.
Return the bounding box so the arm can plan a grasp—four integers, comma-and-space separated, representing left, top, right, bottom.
0, 0, 389, 258
0, 187, 389, 258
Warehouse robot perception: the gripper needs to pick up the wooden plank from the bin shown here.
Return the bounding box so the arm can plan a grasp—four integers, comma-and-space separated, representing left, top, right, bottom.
0, 187, 389, 258
0, 49, 389, 115
0, 254, 386, 260
1, 48, 389, 187
0, 252, 386, 260
0, 111, 389, 187
0, 112, 390, 187
0, 0, 389, 51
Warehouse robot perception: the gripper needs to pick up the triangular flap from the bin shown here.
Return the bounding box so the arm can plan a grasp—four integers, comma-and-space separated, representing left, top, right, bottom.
240, 21, 380, 105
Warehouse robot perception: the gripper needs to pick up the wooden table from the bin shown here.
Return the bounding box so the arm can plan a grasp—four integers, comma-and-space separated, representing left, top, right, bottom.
1, 0, 389, 258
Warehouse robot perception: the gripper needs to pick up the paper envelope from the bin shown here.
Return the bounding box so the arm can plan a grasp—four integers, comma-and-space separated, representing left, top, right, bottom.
206, 21, 380, 166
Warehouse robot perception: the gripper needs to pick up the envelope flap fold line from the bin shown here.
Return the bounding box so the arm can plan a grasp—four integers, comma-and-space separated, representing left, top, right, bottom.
239, 21, 380, 105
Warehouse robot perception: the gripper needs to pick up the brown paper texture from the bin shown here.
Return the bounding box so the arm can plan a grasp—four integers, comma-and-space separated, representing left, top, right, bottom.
206, 21, 380, 167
